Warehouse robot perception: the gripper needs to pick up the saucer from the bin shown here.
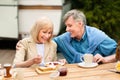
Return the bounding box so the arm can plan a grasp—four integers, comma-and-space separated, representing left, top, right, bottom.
78, 62, 98, 68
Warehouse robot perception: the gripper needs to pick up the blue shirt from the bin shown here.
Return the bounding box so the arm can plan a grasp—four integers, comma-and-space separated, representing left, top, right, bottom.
54, 26, 117, 63
70, 30, 116, 56
71, 31, 88, 54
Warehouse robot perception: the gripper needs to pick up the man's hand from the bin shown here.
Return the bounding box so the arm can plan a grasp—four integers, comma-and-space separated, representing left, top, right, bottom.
93, 53, 106, 64
93, 53, 116, 64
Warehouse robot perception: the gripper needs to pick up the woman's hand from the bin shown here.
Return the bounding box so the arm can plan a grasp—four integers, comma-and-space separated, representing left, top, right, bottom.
32, 55, 42, 64
14, 55, 42, 68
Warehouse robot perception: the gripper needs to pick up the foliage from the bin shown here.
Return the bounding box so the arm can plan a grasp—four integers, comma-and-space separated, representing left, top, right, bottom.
61, 0, 120, 41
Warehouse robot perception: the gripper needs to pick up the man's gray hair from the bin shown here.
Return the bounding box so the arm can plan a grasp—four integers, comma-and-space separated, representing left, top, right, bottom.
63, 9, 86, 25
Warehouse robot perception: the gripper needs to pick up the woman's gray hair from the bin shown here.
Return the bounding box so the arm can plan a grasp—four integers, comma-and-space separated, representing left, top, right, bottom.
63, 9, 86, 25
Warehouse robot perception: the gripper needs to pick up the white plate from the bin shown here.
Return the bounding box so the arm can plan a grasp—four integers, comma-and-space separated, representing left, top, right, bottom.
78, 62, 98, 68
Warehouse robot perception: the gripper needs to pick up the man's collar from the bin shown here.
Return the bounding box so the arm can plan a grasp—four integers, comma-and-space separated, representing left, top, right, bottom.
71, 30, 86, 42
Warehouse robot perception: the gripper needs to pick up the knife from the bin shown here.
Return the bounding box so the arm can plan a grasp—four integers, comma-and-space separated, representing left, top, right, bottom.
108, 69, 120, 73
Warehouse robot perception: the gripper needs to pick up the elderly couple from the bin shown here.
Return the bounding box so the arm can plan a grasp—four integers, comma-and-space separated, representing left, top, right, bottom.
13, 9, 117, 68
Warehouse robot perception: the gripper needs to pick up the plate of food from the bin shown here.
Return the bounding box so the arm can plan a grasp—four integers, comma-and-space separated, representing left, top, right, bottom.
108, 61, 120, 73
35, 61, 65, 74
35, 65, 57, 74
115, 61, 120, 73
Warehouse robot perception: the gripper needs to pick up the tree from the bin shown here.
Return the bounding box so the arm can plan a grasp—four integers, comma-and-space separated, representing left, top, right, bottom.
61, 0, 120, 41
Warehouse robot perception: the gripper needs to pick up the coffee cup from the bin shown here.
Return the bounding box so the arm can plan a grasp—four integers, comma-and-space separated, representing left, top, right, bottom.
82, 53, 93, 65
3, 63, 12, 78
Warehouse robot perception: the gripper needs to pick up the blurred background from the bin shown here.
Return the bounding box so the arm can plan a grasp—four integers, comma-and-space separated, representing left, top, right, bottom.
0, 0, 120, 64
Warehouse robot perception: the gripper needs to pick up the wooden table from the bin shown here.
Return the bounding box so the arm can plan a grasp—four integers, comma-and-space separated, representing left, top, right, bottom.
14, 62, 120, 80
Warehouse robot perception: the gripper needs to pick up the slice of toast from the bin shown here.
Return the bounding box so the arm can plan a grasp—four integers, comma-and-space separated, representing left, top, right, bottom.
38, 66, 56, 72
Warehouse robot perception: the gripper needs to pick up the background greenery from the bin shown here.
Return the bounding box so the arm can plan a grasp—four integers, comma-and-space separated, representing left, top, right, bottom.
59, 0, 120, 41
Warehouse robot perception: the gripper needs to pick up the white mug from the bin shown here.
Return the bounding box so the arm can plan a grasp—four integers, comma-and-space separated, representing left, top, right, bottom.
83, 53, 93, 65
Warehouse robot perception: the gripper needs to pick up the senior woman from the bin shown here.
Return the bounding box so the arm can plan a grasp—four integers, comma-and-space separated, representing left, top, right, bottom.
13, 17, 57, 68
